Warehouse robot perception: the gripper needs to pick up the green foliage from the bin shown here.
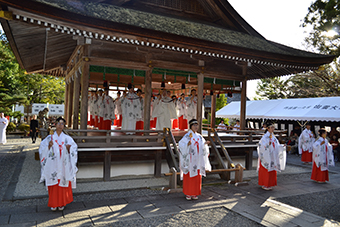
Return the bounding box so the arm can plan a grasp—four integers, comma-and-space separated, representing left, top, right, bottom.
255, 64, 340, 99
216, 94, 228, 111
302, 0, 340, 56
18, 123, 30, 132
6, 122, 16, 132
0, 31, 65, 116
255, 78, 290, 100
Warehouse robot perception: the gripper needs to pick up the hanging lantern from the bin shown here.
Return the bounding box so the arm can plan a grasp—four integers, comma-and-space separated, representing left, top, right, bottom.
217, 92, 220, 98
210, 90, 214, 96
161, 82, 165, 88
181, 83, 185, 89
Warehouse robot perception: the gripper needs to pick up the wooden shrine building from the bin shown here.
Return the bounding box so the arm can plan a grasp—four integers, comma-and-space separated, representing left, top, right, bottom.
0, 0, 335, 131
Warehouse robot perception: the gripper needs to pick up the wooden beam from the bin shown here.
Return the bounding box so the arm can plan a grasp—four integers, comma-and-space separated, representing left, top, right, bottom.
64, 82, 69, 124
72, 71, 81, 129
80, 45, 90, 130
240, 65, 247, 130
210, 94, 216, 129
143, 68, 152, 130
67, 80, 74, 127
197, 72, 204, 134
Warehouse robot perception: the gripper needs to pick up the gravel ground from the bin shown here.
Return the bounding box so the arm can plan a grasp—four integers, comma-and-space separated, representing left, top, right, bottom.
101, 207, 264, 227
275, 188, 340, 222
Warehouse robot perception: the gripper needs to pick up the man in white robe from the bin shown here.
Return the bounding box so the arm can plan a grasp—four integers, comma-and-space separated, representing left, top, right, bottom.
39, 117, 78, 210
152, 90, 177, 130
0, 113, 8, 145
186, 89, 197, 121
121, 84, 142, 132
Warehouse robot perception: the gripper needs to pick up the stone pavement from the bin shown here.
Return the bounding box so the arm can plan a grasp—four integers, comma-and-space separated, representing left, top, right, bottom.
0, 137, 340, 226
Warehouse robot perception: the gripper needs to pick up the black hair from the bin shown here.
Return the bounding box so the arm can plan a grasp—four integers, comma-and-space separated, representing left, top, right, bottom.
318, 128, 327, 137
56, 117, 66, 123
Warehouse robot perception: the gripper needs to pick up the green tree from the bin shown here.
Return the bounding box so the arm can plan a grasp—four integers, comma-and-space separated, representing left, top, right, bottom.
0, 31, 65, 116
302, 0, 340, 56
255, 77, 291, 100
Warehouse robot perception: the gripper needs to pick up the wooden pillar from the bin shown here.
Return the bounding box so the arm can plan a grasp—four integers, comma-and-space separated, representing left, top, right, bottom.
143, 68, 152, 130
210, 94, 216, 129
240, 66, 247, 130
64, 82, 69, 123
80, 45, 90, 130
72, 71, 81, 129
67, 80, 74, 127
197, 72, 204, 134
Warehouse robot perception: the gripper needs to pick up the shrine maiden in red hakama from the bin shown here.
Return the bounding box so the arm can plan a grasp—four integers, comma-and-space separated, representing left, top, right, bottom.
39, 117, 78, 211
311, 129, 334, 183
178, 119, 211, 200
257, 123, 286, 190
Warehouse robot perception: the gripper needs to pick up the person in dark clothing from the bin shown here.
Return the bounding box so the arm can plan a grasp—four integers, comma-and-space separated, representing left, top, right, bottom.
30, 115, 39, 143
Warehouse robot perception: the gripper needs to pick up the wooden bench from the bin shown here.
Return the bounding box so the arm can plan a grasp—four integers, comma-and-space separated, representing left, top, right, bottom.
66, 129, 167, 181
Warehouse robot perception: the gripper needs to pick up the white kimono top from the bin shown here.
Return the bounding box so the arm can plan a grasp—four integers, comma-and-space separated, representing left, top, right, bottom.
257, 131, 286, 172
98, 96, 104, 120
93, 96, 99, 116
313, 137, 334, 171
121, 92, 142, 124
0, 117, 8, 144
103, 94, 116, 121
186, 96, 197, 121
177, 98, 187, 119
178, 130, 212, 180
114, 97, 122, 116
39, 132, 78, 189
299, 129, 314, 154
152, 96, 177, 130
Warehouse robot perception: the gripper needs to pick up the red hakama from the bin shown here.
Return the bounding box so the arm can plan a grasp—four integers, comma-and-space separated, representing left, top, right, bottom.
178, 116, 188, 130
90, 115, 95, 126
136, 121, 144, 130
172, 119, 179, 129
99, 117, 104, 130
311, 162, 329, 182
301, 150, 312, 162
183, 170, 202, 196
152, 118, 157, 129
48, 180, 73, 208
258, 162, 277, 187
103, 120, 111, 130
94, 116, 99, 128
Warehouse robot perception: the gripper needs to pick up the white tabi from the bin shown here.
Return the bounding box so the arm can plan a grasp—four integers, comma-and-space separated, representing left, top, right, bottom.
298, 128, 314, 154
103, 94, 115, 121
121, 92, 142, 130
257, 131, 286, 172
178, 130, 211, 180
152, 96, 177, 130
0, 117, 8, 144
177, 98, 187, 119
114, 96, 122, 120
312, 137, 334, 171
186, 96, 197, 121
39, 132, 78, 189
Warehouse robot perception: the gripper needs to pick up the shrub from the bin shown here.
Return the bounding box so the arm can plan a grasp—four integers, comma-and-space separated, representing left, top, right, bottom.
6, 122, 16, 132
18, 123, 30, 132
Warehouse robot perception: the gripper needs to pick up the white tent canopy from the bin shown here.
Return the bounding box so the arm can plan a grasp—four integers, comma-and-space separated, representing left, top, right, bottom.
216, 97, 340, 122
